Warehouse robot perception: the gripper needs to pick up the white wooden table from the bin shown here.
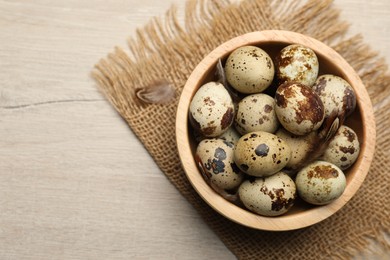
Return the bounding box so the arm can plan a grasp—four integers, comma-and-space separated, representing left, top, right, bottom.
0, 1, 389, 259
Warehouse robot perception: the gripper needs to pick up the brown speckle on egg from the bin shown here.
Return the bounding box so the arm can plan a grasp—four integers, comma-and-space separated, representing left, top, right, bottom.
296, 161, 346, 205
238, 172, 296, 216
264, 104, 273, 113
221, 107, 234, 130
225, 46, 275, 94
307, 165, 339, 179
275, 44, 319, 86
339, 146, 355, 154
275, 82, 324, 135
203, 126, 217, 136
240, 164, 249, 171
342, 87, 357, 116
235, 93, 279, 135
189, 82, 235, 137
343, 127, 356, 142
322, 125, 360, 170
312, 75, 356, 118
271, 188, 295, 212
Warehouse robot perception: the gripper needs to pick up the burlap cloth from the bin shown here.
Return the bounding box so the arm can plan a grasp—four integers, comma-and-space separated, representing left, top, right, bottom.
93, 0, 390, 258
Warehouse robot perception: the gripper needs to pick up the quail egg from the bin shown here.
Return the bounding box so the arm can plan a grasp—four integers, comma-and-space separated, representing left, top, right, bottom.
295, 161, 346, 205
235, 93, 279, 135
195, 139, 244, 190
275, 82, 325, 135
275, 44, 319, 86
224, 46, 275, 94
312, 74, 357, 118
218, 126, 241, 145
234, 131, 291, 177
189, 81, 235, 137
322, 125, 360, 170
238, 172, 296, 216
275, 127, 315, 170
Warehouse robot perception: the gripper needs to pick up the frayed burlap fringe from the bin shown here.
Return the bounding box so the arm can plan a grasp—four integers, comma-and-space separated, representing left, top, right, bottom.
93, 0, 390, 259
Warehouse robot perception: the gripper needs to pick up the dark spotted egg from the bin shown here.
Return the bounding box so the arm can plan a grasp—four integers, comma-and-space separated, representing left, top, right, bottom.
238, 172, 296, 216
275, 82, 325, 135
189, 82, 235, 137
322, 125, 360, 170
234, 131, 291, 177
312, 74, 357, 118
275, 44, 319, 86
295, 161, 346, 205
224, 46, 275, 94
196, 139, 244, 190
234, 93, 279, 135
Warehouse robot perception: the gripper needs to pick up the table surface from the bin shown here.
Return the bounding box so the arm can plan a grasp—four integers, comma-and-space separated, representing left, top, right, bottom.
0, 0, 389, 259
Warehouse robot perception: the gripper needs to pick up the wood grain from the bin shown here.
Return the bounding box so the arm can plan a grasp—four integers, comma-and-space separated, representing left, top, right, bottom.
0, 0, 388, 259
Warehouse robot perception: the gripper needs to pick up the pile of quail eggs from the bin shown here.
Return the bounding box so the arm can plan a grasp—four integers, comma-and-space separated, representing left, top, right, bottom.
189, 44, 360, 217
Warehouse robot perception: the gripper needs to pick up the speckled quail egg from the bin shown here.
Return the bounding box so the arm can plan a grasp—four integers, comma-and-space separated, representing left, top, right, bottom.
275, 82, 325, 135
234, 131, 291, 177
235, 93, 279, 135
322, 125, 360, 170
275, 44, 319, 86
312, 74, 357, 118
275, 127, 315, 171
218, 126, 241, 145
224, 46, 275, 94
238, 172, 296, 216
195, 139, 244, 190
189, 81, 235, 137
194, 118, 241, 144
295, 161, 346, 205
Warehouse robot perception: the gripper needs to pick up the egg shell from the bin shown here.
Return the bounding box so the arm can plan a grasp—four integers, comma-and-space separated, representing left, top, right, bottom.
224, 46, 275, 94
195, 139, 244, 190
275, 82, 325, 135
218, 126, 241, 145
322, 125, 360, 170
275, 44, 319, 86
295, 161, 346, 205
189, 82, 235, 137
195, 126, 240, 146
312, 74, 357, 118
238, 172, 296, 216
275, 128, 315, 170
234, 131, 292, 177
235, 93, 279, 135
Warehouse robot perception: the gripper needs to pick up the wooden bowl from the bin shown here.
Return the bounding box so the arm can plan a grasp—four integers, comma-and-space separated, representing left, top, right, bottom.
175, 30, 375, 231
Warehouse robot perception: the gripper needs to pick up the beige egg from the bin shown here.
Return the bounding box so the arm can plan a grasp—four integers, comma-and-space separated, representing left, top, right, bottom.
218, 126, 241, 145
195, 139, 244, 190
224, 46, 274, 94
275, 127, 315, 170
322, 125, 360, 170
275, 82, 325, 135
238, 172, 296, 216
234, 93, 279, 135
312, 74, 357, 118
295, 161, 346, 205
189, 82, 235, 137
234, 131, 291, 177
275, 44, 319, 86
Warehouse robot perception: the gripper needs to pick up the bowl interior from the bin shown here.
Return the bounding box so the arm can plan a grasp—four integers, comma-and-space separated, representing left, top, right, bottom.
176, 31, 375, 231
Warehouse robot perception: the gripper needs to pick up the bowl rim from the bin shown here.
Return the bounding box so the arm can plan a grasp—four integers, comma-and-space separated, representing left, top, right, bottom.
175, 30, 376, 231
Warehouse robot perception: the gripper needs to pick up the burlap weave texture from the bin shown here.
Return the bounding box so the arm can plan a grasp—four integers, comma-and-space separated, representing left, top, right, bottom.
93, 0, 390, 258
